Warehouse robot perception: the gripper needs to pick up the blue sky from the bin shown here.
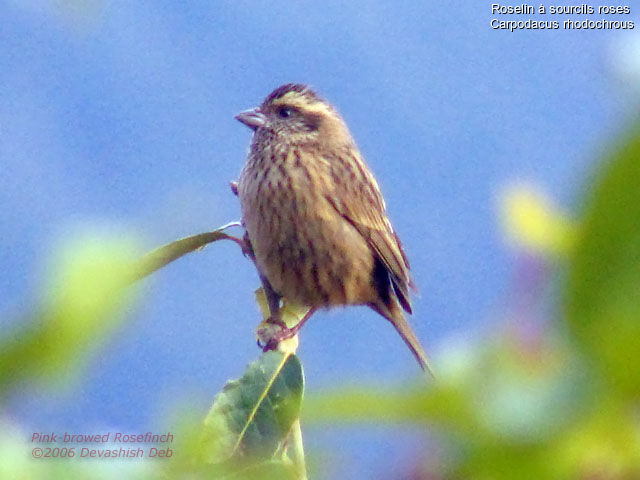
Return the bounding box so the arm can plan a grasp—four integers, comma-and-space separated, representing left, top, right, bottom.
1, 2, 638, 478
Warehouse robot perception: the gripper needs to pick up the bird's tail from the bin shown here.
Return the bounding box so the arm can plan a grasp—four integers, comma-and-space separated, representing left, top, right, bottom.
374, 302, 435, 378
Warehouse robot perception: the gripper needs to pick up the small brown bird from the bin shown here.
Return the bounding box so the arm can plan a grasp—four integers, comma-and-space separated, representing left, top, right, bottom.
235, 83, 432, 374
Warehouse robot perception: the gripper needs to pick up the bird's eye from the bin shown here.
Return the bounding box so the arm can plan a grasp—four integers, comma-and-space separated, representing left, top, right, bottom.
278, 107, 292, 118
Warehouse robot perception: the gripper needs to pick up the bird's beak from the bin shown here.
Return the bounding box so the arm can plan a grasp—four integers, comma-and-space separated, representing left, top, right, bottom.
235, 108, 266, 130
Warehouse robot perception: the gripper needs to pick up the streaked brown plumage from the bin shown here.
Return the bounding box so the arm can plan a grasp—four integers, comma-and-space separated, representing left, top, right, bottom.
235, 83, 432, 374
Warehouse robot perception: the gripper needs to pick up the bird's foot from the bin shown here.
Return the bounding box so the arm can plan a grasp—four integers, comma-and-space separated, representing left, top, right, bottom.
264, 326, 299, 352
256, 315, 295, 351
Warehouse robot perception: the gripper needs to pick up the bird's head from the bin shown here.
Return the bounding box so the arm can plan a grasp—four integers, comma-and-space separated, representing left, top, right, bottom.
235, 83, 352, 146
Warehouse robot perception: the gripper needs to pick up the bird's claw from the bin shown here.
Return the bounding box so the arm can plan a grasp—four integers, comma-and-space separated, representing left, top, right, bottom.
256, 319, 297, 352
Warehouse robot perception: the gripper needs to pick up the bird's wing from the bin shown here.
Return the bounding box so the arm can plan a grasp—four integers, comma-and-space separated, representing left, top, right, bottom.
324, 149, 415, 313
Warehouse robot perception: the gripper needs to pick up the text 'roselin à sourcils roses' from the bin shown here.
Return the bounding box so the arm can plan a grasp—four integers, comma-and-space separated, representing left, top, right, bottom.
490, 4, 634, 31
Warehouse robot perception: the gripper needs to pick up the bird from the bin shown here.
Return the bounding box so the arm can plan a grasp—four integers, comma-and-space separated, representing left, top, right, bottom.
234, 83, 432, 374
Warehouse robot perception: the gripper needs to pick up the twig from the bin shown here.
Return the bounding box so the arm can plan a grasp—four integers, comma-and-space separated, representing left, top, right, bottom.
289, 418, 307, 480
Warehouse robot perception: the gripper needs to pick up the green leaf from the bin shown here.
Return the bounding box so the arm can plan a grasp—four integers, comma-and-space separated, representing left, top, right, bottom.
197, 459, 299, 480
130, 222, 242, 282
566, 122, 640, 395
200, 351, 304, 465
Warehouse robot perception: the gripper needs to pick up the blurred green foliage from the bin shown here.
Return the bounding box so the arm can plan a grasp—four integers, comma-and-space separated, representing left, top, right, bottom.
566, 124, 640, 397
1, 123, 639, 478
0, 233, 140, 391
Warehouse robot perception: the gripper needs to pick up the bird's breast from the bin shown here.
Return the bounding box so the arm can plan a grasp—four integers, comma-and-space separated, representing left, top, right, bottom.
238, 147, 375, 307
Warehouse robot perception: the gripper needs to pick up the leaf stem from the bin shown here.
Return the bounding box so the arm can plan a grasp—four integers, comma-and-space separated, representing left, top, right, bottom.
289, 418, 307, 480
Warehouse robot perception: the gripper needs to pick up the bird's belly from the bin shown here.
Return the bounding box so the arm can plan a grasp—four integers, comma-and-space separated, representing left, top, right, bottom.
240, 179, 375, 308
